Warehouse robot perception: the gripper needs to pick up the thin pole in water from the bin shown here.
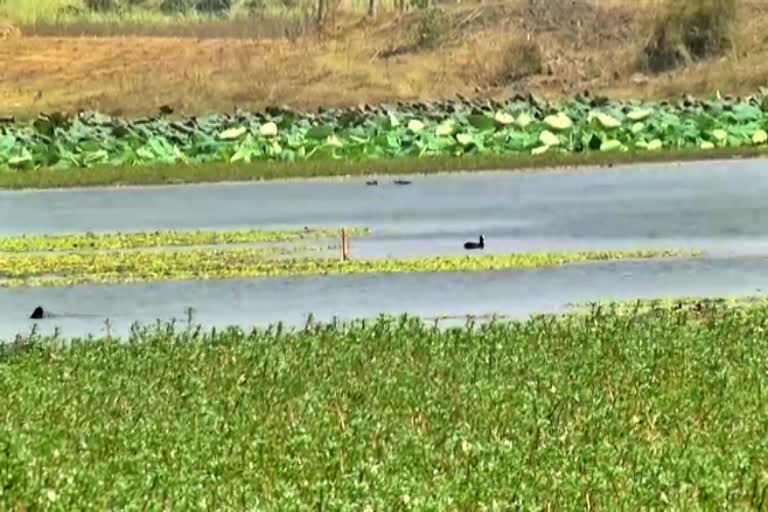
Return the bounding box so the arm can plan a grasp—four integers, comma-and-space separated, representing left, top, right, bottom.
341, 228, 350, 261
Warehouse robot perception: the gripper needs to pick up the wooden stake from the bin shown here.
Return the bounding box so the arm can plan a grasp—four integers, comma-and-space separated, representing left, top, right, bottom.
341, 228, 349, 261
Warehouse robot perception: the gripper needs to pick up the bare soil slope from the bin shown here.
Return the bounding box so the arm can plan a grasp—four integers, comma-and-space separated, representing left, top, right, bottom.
1, 0, 767, 118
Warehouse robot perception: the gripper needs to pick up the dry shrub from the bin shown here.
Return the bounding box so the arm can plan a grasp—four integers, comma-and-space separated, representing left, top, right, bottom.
0, 21, 22, 39
643, 0, 736, 73
497, 36, 543, 83
461, 35, 543, 87
410, 7, 453, 51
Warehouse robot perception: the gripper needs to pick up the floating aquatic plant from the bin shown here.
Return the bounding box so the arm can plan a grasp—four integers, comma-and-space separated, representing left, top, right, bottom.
0, 248, 701, 288
0, 227, 370, 253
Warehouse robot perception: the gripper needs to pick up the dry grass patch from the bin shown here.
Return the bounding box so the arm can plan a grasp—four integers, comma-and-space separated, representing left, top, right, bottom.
0, 19, 22, 38
643, 0, 737, 73
457, 33, 543, 89
1, 0, 767, 118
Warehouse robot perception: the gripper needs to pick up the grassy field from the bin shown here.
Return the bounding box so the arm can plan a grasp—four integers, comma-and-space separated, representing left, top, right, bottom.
3, 305, 768, 509
1, 0, 766, 118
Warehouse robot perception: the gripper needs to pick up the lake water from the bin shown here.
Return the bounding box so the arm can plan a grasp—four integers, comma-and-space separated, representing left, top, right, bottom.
2, 158, 768, 339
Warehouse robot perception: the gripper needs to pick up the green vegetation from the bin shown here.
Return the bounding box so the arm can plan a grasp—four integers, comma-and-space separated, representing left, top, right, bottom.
0, 247, 698, 288
4, 306, 768, 509
0, 228, 698, 289
1, 145, 766, 190
2, 93, 767, 177
0, 227, 369, 253
568, 295, 768, 317
0, 0, 320, 22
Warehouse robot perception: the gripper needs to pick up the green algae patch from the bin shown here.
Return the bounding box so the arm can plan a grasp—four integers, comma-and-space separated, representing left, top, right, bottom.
0, 227, 370, 253
0, 248, 701, 288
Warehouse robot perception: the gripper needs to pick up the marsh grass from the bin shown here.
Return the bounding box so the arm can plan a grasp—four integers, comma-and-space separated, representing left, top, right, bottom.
3, 308, 768, 508
570, 295, 768, 316
0, 248, 697, 288
0, 227, 369, 253
1, 146, 766, 191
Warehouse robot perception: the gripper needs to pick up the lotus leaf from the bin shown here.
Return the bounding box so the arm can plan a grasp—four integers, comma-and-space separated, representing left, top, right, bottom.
466, 114, 497, 131
600, 139, 624, 152
516, 113, 533, 128
435, 121, 455, 137
591, 112, 621, 130
326, 135, 344, 148
456, 133, 474, 146
627, 108, 653, 121
630, 122, 645, 135
3, 90, 768, 173
544, 113, 573, 131
259, 122, 278, 137
8, 152, 33, 169
539, 130, 560, 147
306, 126, 334, 140
494, 112, 515, 125
219, 127, 248, 140
643, 139, 663, 151
407, 120, 425, 133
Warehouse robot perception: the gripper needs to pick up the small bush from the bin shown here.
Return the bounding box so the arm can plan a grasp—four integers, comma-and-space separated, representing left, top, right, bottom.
83, 0, 148, 13
0, 22, 21, 39
195, 0, 231, 15
644, 0, 736, 73
84, 0, 119, 12
412, 7, 451, 50
461, 36, 544, 87
496, 37, 544, 83
159, 0, 195, 15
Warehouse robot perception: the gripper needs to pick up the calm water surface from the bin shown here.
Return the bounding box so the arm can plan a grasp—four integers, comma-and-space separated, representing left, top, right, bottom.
2, 255, 767, 340
2, 158, 768, 338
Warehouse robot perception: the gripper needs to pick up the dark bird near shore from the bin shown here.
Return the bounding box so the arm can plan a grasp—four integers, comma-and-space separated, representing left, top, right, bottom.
393, 179, 412, 185
366, 180, 378, 186
30, 306, 48, 319
463, 235, 485, 250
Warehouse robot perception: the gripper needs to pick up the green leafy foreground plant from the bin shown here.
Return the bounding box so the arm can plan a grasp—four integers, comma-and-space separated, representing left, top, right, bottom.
0, 248, 699, 288
3, 307, 768, 509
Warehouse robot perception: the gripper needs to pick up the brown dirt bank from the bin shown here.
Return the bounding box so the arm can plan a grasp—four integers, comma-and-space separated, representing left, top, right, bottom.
1, 0, 767, 118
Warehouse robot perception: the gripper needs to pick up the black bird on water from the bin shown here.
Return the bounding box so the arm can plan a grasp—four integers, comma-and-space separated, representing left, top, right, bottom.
464, 235, 485, 250
30, 306, 49, 319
